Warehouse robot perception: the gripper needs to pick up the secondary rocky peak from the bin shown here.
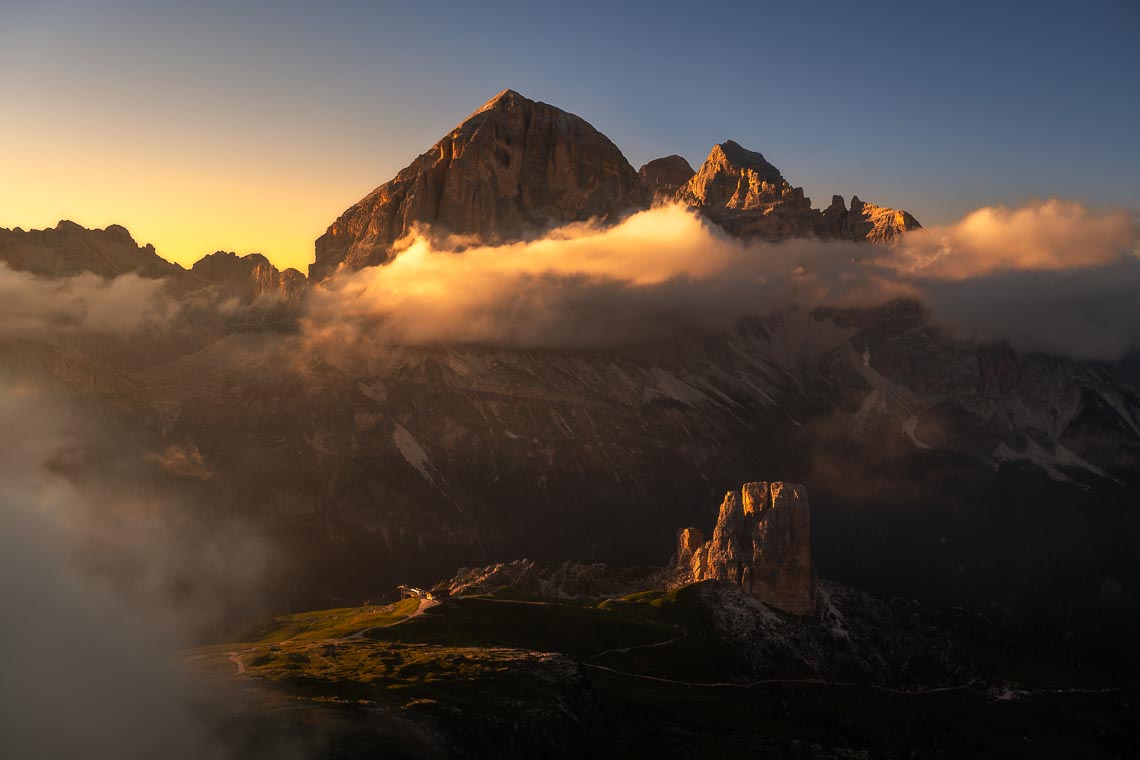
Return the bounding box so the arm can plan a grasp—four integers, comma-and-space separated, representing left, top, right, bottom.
638, 154, 696, 202
676, 141, 816, 239
311, 89, 643, 280
708, 140, 786, 187
673, 481, 816, 615
679, 140, 807, 212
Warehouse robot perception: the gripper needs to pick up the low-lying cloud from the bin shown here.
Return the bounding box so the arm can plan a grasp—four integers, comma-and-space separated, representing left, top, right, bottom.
305, 200, 1140, 360
0, 265, 177, 336
887, 200, 1138, 279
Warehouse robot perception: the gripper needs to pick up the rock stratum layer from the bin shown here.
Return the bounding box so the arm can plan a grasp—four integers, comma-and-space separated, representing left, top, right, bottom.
311, 89, 643, 280
675, 481, 816, 615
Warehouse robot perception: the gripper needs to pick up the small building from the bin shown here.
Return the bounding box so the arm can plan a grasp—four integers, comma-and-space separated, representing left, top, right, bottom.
397, 584, 436, 601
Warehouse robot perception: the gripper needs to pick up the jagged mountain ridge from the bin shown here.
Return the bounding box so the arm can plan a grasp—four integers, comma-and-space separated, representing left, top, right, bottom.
311, 89, 920, 279
3, 90, 919, 286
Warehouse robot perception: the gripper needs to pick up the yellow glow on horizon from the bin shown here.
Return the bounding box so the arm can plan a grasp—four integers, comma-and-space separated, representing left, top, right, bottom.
0, 154, 362, 273
0, 101, 389, 274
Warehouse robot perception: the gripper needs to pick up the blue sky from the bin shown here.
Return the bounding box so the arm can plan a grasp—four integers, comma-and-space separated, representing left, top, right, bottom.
2, 0, 1137, 268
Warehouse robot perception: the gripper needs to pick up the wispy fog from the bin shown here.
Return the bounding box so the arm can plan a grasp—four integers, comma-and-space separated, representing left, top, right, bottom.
303, 200, 1140, 359
0, 385, 273, 759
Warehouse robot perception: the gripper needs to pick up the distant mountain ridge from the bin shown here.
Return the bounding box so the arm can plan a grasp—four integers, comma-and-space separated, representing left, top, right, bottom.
0, 220, 305, 302
0, 220, 181, 279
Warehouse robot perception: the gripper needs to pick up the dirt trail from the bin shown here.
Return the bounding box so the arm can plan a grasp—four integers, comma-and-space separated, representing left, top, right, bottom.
584, 627, 688, 661
466, 597, 573, 608
581, 662, 978, 694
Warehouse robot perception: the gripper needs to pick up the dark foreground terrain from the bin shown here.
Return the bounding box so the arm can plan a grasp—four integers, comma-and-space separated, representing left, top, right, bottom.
187, 578, 1139, 759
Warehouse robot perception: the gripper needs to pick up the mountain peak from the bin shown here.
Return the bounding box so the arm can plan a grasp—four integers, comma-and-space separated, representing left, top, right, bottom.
678, 140, 802, 215
707, 141, 785, 185
469, 88, 529, 117
312, 90, 642, 279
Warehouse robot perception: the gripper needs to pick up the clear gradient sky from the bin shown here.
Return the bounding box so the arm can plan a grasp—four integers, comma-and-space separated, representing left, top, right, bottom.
2, 0, 1138, 272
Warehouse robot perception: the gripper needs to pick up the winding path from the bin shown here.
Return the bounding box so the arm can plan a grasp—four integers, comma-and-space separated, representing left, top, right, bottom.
575, 621, 978, 696
584, 627, 688, 662
580, 662, 978, 695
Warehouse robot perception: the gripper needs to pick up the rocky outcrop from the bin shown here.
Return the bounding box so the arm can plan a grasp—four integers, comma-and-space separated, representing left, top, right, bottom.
190, 251, 306, 301
0, 220, 182, 279
311, 89, 643, 280
674, 481, 816, 615
638, 155, 695, 203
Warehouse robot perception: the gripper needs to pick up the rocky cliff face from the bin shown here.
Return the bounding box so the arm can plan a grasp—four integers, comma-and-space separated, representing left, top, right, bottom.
674, 481, 816, 615
311, 89, 643, 280
676, 141, 919, 242
190, 251, 306, 301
